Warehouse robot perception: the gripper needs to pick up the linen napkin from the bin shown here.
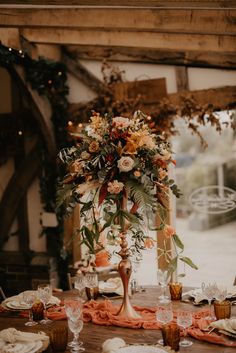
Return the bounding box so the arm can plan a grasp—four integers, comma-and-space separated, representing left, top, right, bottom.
210, 318, 236, 334
0, 328, 49, 343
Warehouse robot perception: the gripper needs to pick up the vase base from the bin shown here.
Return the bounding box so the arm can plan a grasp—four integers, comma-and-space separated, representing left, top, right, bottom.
115, 302, 141, 319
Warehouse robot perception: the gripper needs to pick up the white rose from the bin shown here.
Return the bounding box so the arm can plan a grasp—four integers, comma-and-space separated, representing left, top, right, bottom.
117, 156, 135, 172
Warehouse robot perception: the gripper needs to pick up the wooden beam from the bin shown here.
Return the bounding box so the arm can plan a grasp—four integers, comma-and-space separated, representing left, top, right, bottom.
21, 28, 236, 53
0, 1, 236, 9
1, 7, 236, 35
62, 52, 107, 95
10, 65, 57, 159
175, 66, 189, 92
0, 28, 20, 48
66, 45, 236, 70
167, 85, 236, 110
0, 145, 40, 249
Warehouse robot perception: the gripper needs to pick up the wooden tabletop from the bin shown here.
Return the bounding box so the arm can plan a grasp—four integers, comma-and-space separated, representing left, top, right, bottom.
0, 286, 235, 353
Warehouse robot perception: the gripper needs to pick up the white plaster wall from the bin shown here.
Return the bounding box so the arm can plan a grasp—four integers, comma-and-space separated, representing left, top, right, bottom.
188, 67, 236, 90
67, 72, 97, 103
80, 60, 178, 94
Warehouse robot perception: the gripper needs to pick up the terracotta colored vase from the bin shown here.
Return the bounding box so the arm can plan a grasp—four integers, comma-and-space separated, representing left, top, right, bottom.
95, 250, 110, 267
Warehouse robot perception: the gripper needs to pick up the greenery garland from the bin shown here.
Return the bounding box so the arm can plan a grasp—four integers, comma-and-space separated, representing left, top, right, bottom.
0, 43, 71, 288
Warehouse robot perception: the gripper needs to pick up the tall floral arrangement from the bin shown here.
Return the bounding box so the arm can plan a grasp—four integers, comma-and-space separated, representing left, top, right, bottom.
57, 110, 196, 276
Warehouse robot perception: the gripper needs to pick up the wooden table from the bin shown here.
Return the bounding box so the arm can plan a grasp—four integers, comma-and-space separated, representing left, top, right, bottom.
0, 286, 235, 353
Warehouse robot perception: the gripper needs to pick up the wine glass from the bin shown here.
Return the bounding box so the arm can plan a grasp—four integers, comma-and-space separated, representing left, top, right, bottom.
64, 297, 83, 321
85, 272, 98, 300
22, 291, 38, 326
156, 302, 173, 345
201, 282, 217, 320
157, 269, 170, 303
74, 274, 86, 298
37, 284, 52, 324
177, 311, 193, 347
67, 318, 85, 351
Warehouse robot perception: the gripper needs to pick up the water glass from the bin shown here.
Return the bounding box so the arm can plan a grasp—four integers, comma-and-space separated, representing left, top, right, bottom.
22, 291, 38, 327
37, 284, 52, 324
85, 272, 99, 300
201, 282, 217, 320
157, 269, 170, 303
50, 326, 68, 351
64, 297, 83, 321
67, 318, 85, 351
156, 302, 173, 345
177, 311, 193, 347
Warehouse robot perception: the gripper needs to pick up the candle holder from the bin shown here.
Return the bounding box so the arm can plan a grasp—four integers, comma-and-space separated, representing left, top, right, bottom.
169, 282, 182, 301
214, 300, 231, 320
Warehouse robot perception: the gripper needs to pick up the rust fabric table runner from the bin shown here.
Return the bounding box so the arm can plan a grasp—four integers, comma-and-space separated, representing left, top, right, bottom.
0, 286, 236, 352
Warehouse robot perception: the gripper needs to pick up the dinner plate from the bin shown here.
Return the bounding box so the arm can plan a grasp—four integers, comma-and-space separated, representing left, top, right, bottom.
6, 301, 29, 310
116, 345, 172, 353
2, 292, 60, 311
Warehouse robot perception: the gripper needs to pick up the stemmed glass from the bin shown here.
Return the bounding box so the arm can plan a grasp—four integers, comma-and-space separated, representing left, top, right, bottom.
85, 272, 98, 300
64, 298, 83, 349
156, 302, 173, 345
201, 282, 217, 320
74, 274, 86, 298
157, 269, 170, 303
37, 284, 52, 324
67, 318, 85, 351
177, 311, 193, 347
22, 291, 38, 326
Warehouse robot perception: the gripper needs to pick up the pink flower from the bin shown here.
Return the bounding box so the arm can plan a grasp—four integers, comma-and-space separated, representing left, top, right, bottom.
107, 180, 124, 194
112, 116, 131, 129
163, 225, 176, 237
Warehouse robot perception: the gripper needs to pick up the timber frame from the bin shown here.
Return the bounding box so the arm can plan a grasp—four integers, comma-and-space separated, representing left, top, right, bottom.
0, 0, 236, 270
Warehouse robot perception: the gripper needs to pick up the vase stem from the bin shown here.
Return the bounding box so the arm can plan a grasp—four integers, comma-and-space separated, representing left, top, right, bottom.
116, 231, 140, 319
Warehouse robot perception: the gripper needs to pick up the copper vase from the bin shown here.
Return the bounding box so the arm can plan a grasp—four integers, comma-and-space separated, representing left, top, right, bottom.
115, 231, 141, 319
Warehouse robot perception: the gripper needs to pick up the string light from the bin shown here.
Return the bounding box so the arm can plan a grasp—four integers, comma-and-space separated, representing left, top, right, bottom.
18, 130, 23, 136
48, 80, 52, 84
78, 123, 83, 128
8, 47, 12, 51
58, 71, 62, 76
67, 121, 73, 126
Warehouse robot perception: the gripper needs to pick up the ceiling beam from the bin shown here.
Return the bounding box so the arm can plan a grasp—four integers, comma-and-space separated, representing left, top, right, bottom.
62, 52, 107, 95
0, 1, 235, 8
10, 65, 57, 159
0, 144, 40, 249
163, 85, 236, 111
65, 45, 236, 69
0, 7, 235, 35
21, 28, 236, 53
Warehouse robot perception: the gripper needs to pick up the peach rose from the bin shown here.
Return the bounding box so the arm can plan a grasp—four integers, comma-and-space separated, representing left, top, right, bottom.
112, 116, 131, 129
163, 225, 176, 237
107, 180, 124, 194
144, 237, 155, 249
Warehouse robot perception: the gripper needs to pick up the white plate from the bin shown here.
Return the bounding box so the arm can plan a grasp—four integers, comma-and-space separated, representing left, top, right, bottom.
117, 346, 171, 353
6, 301, 29, 310
2, 292, 60, 311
